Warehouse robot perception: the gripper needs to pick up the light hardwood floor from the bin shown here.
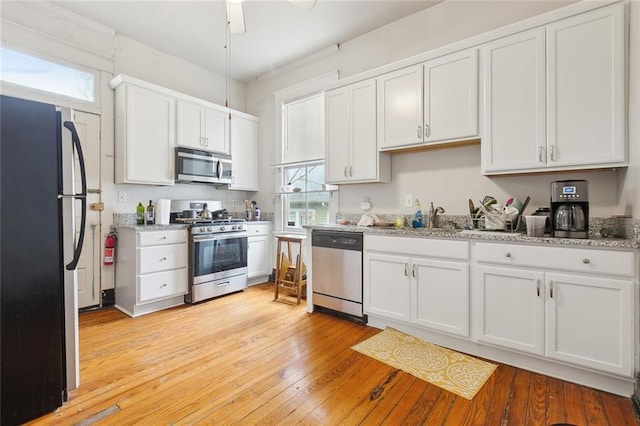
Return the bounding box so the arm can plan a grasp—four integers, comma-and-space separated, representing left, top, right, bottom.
29, 283, 638, 425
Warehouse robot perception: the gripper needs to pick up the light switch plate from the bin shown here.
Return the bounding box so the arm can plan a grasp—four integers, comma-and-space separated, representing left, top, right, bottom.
404, 194, 413, 208
118, 192, 127, 203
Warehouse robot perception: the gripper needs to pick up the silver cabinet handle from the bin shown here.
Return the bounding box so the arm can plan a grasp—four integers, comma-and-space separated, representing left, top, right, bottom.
412, 264, 416, 278
200, 136, 205, 146
160, 257, 167, 261
538, 146, 544, 163
536, 280, 541, 297
344, 166, 347, 178
161, 283, 167, 288
583, 258, 590, 264
549, 281, 554, 298
425, 124, 430, 138
505, 252, 511, 258
162, 236, 167, 240
549, 145, 557, 161
349, 166, 353, 177
404, 263, 409, 277
417, 125, 422, 139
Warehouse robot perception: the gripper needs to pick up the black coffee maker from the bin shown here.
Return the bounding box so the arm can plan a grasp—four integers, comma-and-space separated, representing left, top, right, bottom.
550, 180, 589, 239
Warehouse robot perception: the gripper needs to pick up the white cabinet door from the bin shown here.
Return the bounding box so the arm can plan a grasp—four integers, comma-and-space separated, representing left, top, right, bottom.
424, 49, 478, 143
364, 252, 411, 322
482, 29, 546, 173
350, 79, 379, 181
248, 235, 269, 278
476, 265, 545, 355
377, 64, 423, 149
229, 114, 258, 191
546, 4, 625, 168
412, 257, 469, 337
325, 86, 350, 183
121, 85, 175, 185
176, 101, 206, 150
545, 273, 632, 376
205, 107, 230, 154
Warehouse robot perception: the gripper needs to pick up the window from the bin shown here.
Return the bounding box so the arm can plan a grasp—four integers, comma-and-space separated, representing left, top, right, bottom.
282, 93, 324, 164
278, 91, 335, 232
0, 47, 95, 102
281, 162, 331, 229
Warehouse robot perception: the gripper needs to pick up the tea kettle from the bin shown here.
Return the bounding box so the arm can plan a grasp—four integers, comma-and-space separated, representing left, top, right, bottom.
199, 203, 213, 220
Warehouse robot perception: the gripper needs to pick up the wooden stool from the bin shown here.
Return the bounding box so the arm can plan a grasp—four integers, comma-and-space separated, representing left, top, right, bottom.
274, 234, 307, 305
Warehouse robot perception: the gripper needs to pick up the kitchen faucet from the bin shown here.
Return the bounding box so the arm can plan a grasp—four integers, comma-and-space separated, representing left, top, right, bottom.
428, 202, 445, 229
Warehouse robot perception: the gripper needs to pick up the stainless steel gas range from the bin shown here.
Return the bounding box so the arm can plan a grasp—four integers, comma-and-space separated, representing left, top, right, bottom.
170, 200, 248, 304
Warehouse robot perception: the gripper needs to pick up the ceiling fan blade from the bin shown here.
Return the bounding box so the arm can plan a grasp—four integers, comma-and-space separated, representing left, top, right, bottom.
288, 0, 316, 12
226, 0, 246, 35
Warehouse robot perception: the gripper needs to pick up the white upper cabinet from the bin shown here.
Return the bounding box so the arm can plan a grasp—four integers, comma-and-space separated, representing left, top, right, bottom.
377, 65, 424, 149
423, 49, 478, 143
482, 29, 546, 173
325, 78, 390, 184
483, 3, 626, 174
113, 82, 175, 185
378, 49, 478, 150
176, 100, 229, 154
546, 4, 625, 168
229, 113, 259, 191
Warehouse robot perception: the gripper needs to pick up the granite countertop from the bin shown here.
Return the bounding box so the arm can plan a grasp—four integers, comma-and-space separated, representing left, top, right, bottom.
305, 224, 640, 249
112, 224, 190, 231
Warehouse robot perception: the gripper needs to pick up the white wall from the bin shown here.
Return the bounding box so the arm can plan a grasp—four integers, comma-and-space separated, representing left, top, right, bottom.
246, 0, 639, 219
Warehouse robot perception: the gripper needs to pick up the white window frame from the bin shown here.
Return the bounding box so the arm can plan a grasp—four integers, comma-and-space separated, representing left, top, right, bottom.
0, 43, 101, 113
273, 71, 338, 233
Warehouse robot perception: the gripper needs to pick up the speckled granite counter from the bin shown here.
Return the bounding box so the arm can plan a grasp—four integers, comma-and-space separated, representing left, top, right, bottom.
305, 224, 640, 249
112, 224, 189, 231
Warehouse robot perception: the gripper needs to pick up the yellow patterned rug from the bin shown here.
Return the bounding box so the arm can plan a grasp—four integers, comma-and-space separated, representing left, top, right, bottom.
352, 327, 497, 400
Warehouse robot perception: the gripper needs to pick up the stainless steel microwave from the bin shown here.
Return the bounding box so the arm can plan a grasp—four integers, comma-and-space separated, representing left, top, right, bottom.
175, 147, 233, 185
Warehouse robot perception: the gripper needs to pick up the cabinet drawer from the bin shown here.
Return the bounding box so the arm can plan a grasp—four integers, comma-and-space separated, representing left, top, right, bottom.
476, 243, 634, 277
138, 243, 187, 274
246, 223, 272, 237
138, 268, 188, 303
365, 235, 469, 260
138, 230, 187, 246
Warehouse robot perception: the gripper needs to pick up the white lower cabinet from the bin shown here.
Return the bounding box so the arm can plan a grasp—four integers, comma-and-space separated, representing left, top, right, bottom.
365, 252, 412, 322
247, 222, 272, 281
413, 258, 469, 337
476, 243, 633, 377
115, 228, 188, 317
364, 236, 469, 336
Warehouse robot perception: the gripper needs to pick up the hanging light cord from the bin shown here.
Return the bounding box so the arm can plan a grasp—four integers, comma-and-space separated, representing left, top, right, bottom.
225, 14, 230, 110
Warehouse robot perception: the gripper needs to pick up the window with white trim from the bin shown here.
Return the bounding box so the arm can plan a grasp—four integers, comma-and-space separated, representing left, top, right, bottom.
279, 93, 334, 231
0, 47, 96, 102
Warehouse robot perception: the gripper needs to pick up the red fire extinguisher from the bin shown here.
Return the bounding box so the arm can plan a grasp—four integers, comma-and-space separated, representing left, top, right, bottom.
104, 232, 116, 265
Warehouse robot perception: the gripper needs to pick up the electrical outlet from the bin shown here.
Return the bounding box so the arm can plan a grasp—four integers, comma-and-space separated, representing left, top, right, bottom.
118, 192, 127, 203
231, 200, 237, 208
404, 194, 413, 208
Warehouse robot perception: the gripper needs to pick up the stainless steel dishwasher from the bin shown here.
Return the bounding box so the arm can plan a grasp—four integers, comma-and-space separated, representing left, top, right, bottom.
311, 230, 364, 322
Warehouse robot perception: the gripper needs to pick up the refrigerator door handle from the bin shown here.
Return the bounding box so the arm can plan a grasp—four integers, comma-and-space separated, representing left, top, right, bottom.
63, 121, 87, 271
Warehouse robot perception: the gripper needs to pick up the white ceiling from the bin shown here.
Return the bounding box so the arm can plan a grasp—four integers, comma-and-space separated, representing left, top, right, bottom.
50, 0, 441, 83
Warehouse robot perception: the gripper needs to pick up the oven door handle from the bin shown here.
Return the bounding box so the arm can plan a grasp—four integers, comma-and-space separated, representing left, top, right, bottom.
193, 232, 248, 242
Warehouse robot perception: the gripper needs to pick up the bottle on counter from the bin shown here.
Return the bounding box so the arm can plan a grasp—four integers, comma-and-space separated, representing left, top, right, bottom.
412, 199, 423, 228
146, 200, 155, 225
254, 205, 261, 221
136, 202, 145, 225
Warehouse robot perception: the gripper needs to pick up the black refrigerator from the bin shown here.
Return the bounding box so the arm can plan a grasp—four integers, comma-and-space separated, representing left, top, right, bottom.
1, 95, 87, 424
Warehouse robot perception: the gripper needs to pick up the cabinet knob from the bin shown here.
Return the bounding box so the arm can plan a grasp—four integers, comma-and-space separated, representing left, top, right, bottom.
417, 125, 422, 139
505, 252, 512, 258
160, 257, 167, 261
424, 124, 430, 138
582, 258, 590, 264
162, 236, 167, 240
161, 283, 167, 288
